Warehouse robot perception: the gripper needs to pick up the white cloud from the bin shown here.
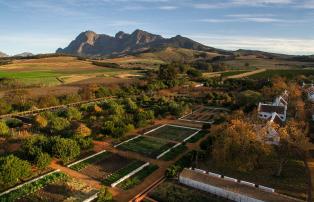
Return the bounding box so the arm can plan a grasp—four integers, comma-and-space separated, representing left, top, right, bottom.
188, 34, 314, 55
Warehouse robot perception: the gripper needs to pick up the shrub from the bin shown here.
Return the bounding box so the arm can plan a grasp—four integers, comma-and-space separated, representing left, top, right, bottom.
34, 114, 48, 129
52, 138, 80, 164
65, 107, 82, 121
74, 123, 91, 138
0, 121, 10, 136
0, 155, 32, 187
35, 152, 51, 170
97, 187, 113, 202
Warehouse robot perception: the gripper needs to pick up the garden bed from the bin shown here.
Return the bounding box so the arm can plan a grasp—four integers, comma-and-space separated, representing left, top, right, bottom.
117, 136, 175, 158
160, 144, 188, 161
145, 125, 200, 142
117, 164, 158, 190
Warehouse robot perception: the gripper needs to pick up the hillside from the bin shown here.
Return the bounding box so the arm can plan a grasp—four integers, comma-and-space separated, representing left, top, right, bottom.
56, 29, 227, 56
0, 51, 8, 57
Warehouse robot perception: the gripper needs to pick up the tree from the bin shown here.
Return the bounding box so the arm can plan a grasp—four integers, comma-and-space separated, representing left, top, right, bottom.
35, 152, 51, 170
38, 95, 59, 108
211, 119, 271, 171
97, 187, 113, 202
74, 123, 92, 138
158, 64, 178, 81
236, 90, 262, 110
0, 121, 9, 136
52, 138, 80, 164
65, 107, 82, 121
0, 155, 31, 187
165, 165, 181, 178
0, 100, 11, 115
187, 68, 202, 78
49, 117, 70, 132
34, 114, 48, 129
125, 98, 138, 112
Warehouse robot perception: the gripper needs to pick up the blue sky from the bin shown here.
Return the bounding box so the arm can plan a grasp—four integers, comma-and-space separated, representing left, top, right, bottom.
0, 0, 314, 55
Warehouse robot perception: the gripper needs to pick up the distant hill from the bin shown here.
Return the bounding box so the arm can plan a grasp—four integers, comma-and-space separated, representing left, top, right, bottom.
56, 29, 229, 57
0, 51, 8, 57
14, 52, 34, 57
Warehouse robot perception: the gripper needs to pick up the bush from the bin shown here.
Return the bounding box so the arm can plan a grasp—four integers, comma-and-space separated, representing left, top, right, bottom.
97, 187, 113, 202
0, 155, 32, 187
0, 121, 10, 136
35, 152, 51, 170
6, 118, 23, 128
52, 138, 80, 164
65, 107, 82, 121
74, 123, 91, 138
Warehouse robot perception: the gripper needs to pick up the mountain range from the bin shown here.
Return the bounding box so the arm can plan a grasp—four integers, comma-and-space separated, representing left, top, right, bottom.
0, 51, 8, 57
56, 29, 227, 57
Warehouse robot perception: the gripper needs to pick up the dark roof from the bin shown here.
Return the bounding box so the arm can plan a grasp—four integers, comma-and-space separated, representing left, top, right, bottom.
180, 169, 301, 202
259, 104, 285, 114
269, 113, 284, 126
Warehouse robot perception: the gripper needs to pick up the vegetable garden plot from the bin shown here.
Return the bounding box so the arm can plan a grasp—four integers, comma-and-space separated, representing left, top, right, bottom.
179, 106, 229, 124
75, 153, 139, 182
145, 124, 200, 142
117, 136, 175, 158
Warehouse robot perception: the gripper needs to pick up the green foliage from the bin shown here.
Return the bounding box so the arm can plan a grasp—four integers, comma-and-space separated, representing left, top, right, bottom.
103, 161, 144, 185
186, 130, 208, 143
125, 98, 138, 112
52, 138, 80, 164
0, 100, 12, 115
34, 152, 51, 170
117, 165, 158, 190
0, 172, 67, 202
92, 61, 121, 69
165, 165, 181, 178
49, 117, 70, 132
70, 152, 111, 171
187, 68, 202, 78
34, 114, 48, 129
0, 121, 10, 136
158, 64, 178, 81
74, 123, 91, 138
160, 144, 187, 161
0, 155, 32, 187
5, 118, 23, 128
97, 187, 113, 202
236, 90, 262, 110
65, 107, 82, 121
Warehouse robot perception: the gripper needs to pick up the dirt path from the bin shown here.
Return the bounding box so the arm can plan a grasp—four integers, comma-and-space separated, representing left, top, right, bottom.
226, 68, 266, 79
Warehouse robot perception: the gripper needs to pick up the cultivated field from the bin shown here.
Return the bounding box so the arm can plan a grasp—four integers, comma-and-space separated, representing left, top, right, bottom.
248, 69, 314, 79
179, 106, 229, 124
145, 124, 199, 142
117, 136, 175, 158
0, 56, 140, 86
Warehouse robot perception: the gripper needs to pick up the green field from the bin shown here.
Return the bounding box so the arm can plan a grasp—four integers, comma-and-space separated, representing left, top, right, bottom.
221, 70, 250, 77
0, 56, 139, 86
117, 136, 175, 158
146, 125, 199, 142
249, 69, 314, 79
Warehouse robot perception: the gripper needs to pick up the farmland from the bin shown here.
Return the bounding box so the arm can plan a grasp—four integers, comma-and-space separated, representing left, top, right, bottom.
117, 136, 176, 158
179, 106, 229, 124
248, 69, 314, 79
0, 56, 141, 86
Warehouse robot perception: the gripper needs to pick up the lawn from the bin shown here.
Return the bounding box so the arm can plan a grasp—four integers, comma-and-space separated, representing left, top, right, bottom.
199, 158, 308, 200
116, 164, 158, 190
117, 136, 175, 158
149, 180, 231, 202
221, 70, 250, 77
146, 125, 199, 142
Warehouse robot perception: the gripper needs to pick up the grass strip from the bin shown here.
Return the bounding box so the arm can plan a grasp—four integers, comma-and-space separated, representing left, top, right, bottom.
70, 152, 111, 171
117, 165, 159, 190
160, 144, 188, 161
0, 172, 67, 202
103, 160, 145, 186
